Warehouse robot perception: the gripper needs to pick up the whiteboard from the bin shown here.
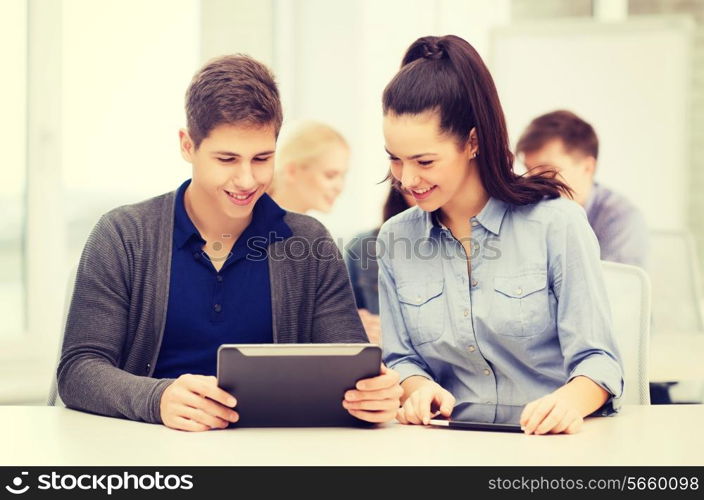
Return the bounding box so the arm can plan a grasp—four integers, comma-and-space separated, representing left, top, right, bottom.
490, 16, 694, 230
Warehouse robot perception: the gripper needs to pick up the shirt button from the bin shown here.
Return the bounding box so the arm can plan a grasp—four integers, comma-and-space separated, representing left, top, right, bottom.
145, 363, 151, 373
515, 287, 523, 296
471, 220, 479, 227
483, 369, 491, 376
471, 279, 478, 287
214, 304, 222, 313
216, 275, 224, 282
193, 252, 201, 259
468, 345, 476, 352
463, 309, 469, 317
416, 295, 422, 303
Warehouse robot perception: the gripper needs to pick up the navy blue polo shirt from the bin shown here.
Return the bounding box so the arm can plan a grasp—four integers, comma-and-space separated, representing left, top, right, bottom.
153, 179, 292, 378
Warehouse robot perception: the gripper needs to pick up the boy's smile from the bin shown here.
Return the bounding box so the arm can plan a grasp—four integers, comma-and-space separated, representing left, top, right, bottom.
179, 123, 277, 238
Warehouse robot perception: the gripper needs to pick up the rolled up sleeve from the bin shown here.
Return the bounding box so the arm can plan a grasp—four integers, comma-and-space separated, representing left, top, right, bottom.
549, 205, 625, 408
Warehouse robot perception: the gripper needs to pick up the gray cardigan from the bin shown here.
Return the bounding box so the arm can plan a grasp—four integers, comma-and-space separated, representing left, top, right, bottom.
57, 189, 367, 424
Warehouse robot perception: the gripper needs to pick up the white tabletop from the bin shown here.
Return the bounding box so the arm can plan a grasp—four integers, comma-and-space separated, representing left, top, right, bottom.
2, 405, 703, 466
649, 333, 704, 382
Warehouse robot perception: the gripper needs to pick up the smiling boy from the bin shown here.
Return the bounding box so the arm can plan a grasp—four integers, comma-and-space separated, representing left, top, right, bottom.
57, 55, 401, 430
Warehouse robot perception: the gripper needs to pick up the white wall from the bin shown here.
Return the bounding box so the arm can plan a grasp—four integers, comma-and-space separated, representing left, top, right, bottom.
490, 16, 694, 231
0, 1, 27, 199
0, 0, 27, 339
62, 0, 200, 202
201, 0, 273, 65
60, 0, 201, 269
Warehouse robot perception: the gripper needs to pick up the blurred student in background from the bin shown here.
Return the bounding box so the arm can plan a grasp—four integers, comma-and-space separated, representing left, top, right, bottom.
345, 185, 416, 343
269, 121, 349, 214
516, 110, 649, 268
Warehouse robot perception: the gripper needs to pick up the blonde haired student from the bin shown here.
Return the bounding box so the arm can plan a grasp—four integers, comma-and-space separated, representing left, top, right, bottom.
270, 121, 349, 214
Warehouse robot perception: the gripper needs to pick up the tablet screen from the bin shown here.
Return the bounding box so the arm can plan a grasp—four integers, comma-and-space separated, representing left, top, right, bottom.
429, 402, 525, 432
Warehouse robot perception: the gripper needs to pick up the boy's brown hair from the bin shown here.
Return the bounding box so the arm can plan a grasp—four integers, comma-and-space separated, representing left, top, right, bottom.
185, 54, 283, 149
516, 110, 599, 159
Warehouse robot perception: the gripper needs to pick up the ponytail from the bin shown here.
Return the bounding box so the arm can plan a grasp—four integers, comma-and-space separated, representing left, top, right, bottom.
383, 35, 571, 205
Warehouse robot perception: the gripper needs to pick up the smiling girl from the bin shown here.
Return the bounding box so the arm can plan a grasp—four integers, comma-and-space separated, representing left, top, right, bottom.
377, 36, 623, 435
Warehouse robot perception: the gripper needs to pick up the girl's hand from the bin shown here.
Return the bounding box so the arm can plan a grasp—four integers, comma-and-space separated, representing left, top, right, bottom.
396, 379, 455, 425
520, 376, 610, 435
520, 393, 583, 435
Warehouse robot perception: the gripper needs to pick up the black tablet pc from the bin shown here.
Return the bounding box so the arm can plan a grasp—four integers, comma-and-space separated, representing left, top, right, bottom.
217, 344, 381, 427
428, 402, 525, 433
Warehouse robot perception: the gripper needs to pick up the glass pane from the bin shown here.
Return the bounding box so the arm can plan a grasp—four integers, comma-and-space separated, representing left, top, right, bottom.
61, 0, 199, 268
0, 0, 27, 338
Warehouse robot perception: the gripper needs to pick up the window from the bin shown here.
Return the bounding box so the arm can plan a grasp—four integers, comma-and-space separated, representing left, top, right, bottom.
0, 1, 27, 338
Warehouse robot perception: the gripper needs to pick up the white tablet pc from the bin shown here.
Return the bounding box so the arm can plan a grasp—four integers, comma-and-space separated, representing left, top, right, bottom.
429, 402, 524, 433
217, 343, 381, 427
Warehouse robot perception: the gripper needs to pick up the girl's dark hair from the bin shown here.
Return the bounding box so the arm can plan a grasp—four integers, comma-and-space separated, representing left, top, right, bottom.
382, 35, 571, 205
382, 185, 412, 222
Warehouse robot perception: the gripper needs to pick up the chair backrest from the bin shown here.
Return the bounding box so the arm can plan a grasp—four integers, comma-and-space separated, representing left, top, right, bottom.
648, 229, 704, 333
46, 265, 78, 406
601, 261, 651, 405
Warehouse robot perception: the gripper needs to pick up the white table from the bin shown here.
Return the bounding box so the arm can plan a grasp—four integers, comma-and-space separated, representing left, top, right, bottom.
2, 405, 703, 466
649, 333, 704, 382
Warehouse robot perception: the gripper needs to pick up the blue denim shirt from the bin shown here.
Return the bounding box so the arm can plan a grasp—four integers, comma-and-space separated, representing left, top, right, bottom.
378, 196, 623, 410
153, 180, 292, 379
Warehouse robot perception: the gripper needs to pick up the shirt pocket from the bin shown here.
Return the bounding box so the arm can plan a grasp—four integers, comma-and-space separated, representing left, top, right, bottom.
490, 272, 550, 338
397, 280, 445, 346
